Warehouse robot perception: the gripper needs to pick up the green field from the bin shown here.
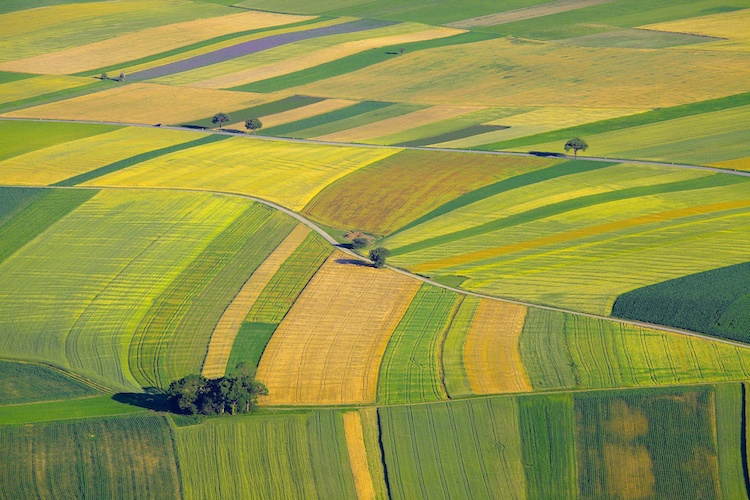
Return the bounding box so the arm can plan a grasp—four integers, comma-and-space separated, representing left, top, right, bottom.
440, 296, 480, 398
0, 360, 98, 404
0, 120, 118, 163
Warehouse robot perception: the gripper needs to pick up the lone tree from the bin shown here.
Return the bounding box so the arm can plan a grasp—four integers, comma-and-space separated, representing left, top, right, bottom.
245, 117, 263, 134
351, 237, 370, 250
118, 72, 125, 82
100, 72, 108, 80
564, 137, 588, 158
369, 247, 391, 268
212, 112, 231, 130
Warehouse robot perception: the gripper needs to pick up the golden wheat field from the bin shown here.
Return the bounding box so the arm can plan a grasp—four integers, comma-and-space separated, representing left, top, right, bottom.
642, 9, 750, 52
255, 253, 420, 405
343, 411, 376, 500
201, 225, 310, 379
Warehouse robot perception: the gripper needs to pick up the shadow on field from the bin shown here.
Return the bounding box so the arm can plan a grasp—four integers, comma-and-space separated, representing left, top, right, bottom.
113, 389, 170, 412
529, 151, 565, 157
335, 258, 373, 268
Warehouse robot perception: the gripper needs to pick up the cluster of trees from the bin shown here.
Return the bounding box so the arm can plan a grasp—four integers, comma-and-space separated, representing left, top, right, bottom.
100, 72, 125, 82
369, 247, 391, 268
212, 112, 263, 133
167, 363, 267, 415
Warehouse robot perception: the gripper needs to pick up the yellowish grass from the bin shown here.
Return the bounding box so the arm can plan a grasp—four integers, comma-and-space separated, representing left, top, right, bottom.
0, 11, 312, 74
192, 27, 463, 89
316, 105, 481, 143
226, 98, 358, 130
86, 137, 398, 211
410, 198, 750, 273
642, 9, 750, 52
0, 75, 90, 105
604, 443, 655, 499
3, 83, 269, 124
256, 252, 420, 405
0, 126, 196, 185
605, 400, 648, 441
463, 300, 531, 394
201, 225, 310, 379
447, 0, 611, 28
709, 157, 750, 172
343, 411, 376, 500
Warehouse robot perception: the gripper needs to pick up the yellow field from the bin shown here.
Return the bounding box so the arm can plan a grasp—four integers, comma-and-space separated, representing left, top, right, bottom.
86, 137, 399, 210
3, 83, 269, 124
201, 225, 310, 379
434, 106, 646, 148
709, 157, 750, 171
317, 105, 481, 143
255, 252, 420, 405
0, 126, 196, 185
193, 26, 463, 89
227, 98, 358, 130
447, 0, 610, 28
0, 75, 91, 105
295, 37, 750, 107
343, 412, 376, 500
0, 11, 312, 74
463, 300, 531, 394
642, 9, 750, 52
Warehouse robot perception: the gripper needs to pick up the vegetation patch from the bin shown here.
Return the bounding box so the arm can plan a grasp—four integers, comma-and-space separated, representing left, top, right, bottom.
0, 360, 98, 405
0, 120, 118, 163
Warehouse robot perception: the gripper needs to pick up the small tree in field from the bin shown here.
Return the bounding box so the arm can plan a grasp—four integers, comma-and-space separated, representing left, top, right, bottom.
118, 72, 125, 82
245, 117, 263, 134
212, 112, 230, 130
369, 247, 391, 268
564, 137, 588, 158
100, 72, 108, 80
351, 237, 370, 250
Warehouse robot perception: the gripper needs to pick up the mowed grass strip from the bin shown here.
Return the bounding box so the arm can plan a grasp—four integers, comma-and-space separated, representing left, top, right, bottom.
0, 10, 311, 75
377, 285, 461, 404
256, 252, 420, 405
227, 232, 332, 376
88, 137, 399, 211
174, 411, 356, 499
202, 224, 310, 379
464, 300, 531, 394
0, 360, 99, 405
0, 415, 179, 498
343, 411, 376, 500
441, 296, 480, 398
129, 203, 295, 389
521, 309, 750, 392
380, 397, 527, 499
304, 150, 557, 235
0, 126, 198, 186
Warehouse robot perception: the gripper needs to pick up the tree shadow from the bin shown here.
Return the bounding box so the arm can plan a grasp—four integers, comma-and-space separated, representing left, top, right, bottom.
335, 258, 374, 268
113, 388, 170, 412
529, 151, 564, 157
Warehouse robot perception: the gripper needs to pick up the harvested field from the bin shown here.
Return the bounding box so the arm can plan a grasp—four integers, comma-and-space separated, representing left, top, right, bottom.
88, 137, 398, 210
256, 252, 420, 405
196, 26, 462, 89
316, 105, 481, 143
202, 224, 310, 379
0, 10, 311, 75
441, 296, 480, 398
0, 126, 196, 185
464, 300, 531, 394
303, 150, 557, 235
0, 75, 90, 105
3, 83, 268, 124
228, 98, 358, 130
447, 0, 612, 28
343, 411, 376, 500
129, 19, 396, 81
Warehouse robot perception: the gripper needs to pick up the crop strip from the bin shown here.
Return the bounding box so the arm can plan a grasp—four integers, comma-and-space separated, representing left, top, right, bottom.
128, 19, 398, 81
464, 300, 531, 394
261, 101, 393, 136
53, 133, 230, 187
202, 224, 310, 378
182, 95, 324, 128
343, 411, 377, 500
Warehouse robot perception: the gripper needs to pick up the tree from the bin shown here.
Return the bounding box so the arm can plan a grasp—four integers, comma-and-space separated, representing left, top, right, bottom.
118, 72, 125, 82
399, 47, 405, 55
564, 137, 588, 158
212, 112, 231, 130
369, 247, 391, 268
244, 117, 263, 134
351, 237, 369, 250
100, 72, 108, 80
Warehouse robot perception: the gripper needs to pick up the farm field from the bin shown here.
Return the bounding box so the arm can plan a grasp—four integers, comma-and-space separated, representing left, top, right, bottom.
2, 0, 750, 497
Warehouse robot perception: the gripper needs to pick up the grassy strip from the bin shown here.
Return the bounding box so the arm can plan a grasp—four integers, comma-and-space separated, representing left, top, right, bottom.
180, 95, 325, 128
0, 80, 116, 114
519, 393, 577, 499
441, 296, 479, 398
0, 186, 43, 223
377, 285, 460, 404
478, 91, 750, 151
519, 309, 576, 390
398, 124, 507, 147
74, 17, 327, 77
0, 395, 144, 425
0, 360, 98, 405
53, 133, 230, 186
225, 322, 278, 378
716, 383, 749, 500
261, 100, 392, 136
392, 171, 746, 256
0, 415, 179, 498
234, 31, 498, 93
0, 188, 97, 265
0, 120, 119, 162
392, 159, 602, 236
0, 71, 35, 85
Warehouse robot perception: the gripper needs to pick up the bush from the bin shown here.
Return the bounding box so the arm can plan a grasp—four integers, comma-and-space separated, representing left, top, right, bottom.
369, 247, 391, 268
351, 237, 370, 250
